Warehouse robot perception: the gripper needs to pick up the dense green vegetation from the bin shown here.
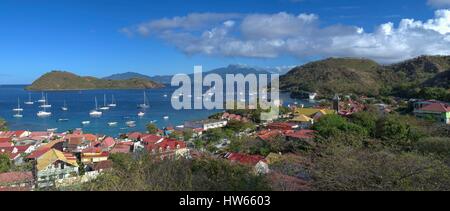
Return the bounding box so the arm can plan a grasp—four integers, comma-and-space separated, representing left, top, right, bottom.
0, 154, 11, 173
146, 123, 159, 134
26, 71, 164, 90
281, 56, 450, 101
0, 118, 6, 131
77, 153, 270, 191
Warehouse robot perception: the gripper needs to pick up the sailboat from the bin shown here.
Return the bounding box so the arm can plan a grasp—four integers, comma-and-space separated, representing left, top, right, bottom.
37, 101, 51, 117
99, 94, 110, 110
39, 94, 51, 108
138, 91, 150, 109
108, 95, 117, 107
138, 111, 145, 117
24, 93, 34, 105
12, 98, 24, 112
61, 100, 68, 111
37, 92, 46, 103
13, 110, 23, 118
89, 97, 102, 117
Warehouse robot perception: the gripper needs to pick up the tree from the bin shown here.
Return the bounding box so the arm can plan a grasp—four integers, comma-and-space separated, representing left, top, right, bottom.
203, 128, 227, 144
146, 123, 158, 134
225, 120, 255, 133
415, 137, 450, 161
0, 118, 7, 131
0, 154, 11, 173
314, 115, 368, 138
182, 129, 193, 141
375, 115, 414, 149
350, 111, 378, 137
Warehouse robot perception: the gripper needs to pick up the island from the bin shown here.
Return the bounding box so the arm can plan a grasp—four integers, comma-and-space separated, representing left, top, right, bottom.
26, 71, 165, 91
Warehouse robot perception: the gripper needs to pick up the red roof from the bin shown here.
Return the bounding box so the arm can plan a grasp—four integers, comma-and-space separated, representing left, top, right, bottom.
0, 142, 13, 148
145, 138, 186, 152
257, 130, 284, 141
128, 132, 142, 140
26, 148, 51, 159
0, 172, 33, 184
82, 147, 102, 153
267, 122, 295, 130
284, 130, 316, 139
419, 102, 450, 113
0, 137, 11, 143
101, 137, 116, 148
83, 134, 98, 142
142, 134, 163, 145
225, 153, 265, 165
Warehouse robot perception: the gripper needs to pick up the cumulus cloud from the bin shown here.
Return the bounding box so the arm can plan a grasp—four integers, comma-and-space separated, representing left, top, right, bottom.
428, 0, 450, 8
121, 10, 450, 64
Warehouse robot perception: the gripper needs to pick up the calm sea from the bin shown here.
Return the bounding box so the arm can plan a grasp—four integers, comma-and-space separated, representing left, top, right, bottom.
0, 85, 312, 137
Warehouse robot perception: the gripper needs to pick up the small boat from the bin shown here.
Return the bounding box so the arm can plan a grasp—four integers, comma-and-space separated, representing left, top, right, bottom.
127, 123, 136, 128
37, 110, 51, 118
163, 94, 168, 98
150, 120, 157, 123
89, 97, 103, 117
138, 91, 150, 109
163, 116, 169, 120
12, 98, 24, 112
108, 122, 118, 126
58, 118, 69, 122
125, 121, 136, 125
47, 128, 58, 132
61, 100, 68, 111
82, 121, 91, 125
108, 95, 117, 107
99, 94, 110, 110
24, 93, 34, 105
37, 92, 46, 103
138, 111, 145, 117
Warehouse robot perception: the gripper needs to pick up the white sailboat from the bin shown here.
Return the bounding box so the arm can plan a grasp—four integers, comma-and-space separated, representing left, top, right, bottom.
138, 111, 145, 117
12, 98, 24, 112
82, 121, 91, 125
37, 101, 51, 117
99, 94, 110, 110
24, 93, 34, 105
37, 92, 46, 103
108, 95, 117, 107
137, 91, 150, 109
39, 94, 51, 108
61, 100, 68, 111
163, 116, 169, 120
13, 103, 23, 118
89, 97, 102, 117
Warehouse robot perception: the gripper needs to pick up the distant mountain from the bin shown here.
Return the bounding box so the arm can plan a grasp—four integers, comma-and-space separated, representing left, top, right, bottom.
280, 55, 450, 98
27, 71, 164, 91
102, 72, 153, 81
104, 65, 276, 84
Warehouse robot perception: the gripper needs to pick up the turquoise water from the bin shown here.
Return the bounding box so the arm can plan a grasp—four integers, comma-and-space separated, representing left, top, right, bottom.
0, 85, 311, 137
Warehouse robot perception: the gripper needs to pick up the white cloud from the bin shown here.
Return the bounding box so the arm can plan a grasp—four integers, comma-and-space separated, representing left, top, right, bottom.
428, 0, 450, 8
122, 10, 450, 64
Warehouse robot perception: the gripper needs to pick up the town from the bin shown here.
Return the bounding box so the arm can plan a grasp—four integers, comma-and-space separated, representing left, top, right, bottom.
1, 94, 449, 191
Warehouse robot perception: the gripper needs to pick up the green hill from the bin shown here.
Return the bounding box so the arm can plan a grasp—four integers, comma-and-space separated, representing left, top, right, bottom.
280, 56, 450, 98
26, 71, 165, 91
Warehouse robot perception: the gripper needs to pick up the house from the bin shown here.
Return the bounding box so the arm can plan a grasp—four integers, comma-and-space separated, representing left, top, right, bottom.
294, 108, 336, 122
86, 160, 113, 174
81, 148, 109, 164
0, 171, 34, 191
34, 149, 79, 188
0, 145, 35, 164
184, 119, 228, 131
413, 102, 450, 124
64, 134, 90, 152
0, 137, 13, 148
257, 130, 284, 142
267, 122, 297, 131
127, 132, 143, 141
145, 138, 189, 160
100, 137, 116, 150
289, 114, 314, 128
221, 112, 249, 122
224, 152, 269, 175
110, 142, 133, 154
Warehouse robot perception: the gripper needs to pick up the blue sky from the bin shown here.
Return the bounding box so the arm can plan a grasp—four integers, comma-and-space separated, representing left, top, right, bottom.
0, 0, 449, 84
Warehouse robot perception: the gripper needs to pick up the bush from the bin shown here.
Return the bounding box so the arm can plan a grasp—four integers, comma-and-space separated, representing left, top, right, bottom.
312, 144, 450, 191
0, 154, 11, 173
415, 137, 450, 160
